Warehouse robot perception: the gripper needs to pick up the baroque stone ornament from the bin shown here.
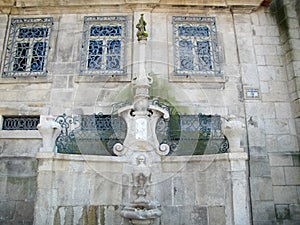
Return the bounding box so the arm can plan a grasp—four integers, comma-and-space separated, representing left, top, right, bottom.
115, 28, 168, 225
136, 14, 148, 41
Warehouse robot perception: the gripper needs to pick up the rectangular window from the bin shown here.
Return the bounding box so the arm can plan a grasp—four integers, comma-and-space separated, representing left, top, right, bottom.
80, 16, 127, 76
2, 116, 40, 130
2, 18, 53, 78
173, 16, 221, 76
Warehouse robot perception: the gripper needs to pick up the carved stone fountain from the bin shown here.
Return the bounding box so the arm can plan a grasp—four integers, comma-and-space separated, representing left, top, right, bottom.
112, 14, 169, 225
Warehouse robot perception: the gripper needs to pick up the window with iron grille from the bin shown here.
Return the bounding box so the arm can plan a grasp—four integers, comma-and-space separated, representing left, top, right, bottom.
2, 116, 40, 130
80, 16, 127, 76
2, 17, 53, 78
173, 16, 221, 76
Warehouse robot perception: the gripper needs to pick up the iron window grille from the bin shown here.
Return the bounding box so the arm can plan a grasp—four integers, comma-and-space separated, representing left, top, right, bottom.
55, 113, 127, 155
55, 110, 229, 156
2, 116, 40, 130
2, 17, 53, 78
172, 16, 221, 76
80, 16, 128, 76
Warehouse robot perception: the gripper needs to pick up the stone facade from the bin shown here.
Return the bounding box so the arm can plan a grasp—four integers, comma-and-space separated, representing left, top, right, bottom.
33, 152, 247, 225
0, 0, 299, 225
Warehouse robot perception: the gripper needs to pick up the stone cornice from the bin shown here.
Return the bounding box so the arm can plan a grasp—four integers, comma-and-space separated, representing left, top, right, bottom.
0, 0, 271, 15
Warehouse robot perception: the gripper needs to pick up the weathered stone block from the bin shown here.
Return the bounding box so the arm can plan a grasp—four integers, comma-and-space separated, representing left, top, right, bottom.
195, 170, 229, 205
50, 90, 74, 107
249, 146, 268, 157
0, 139, 41, 156
59, 14, 82, 31
71, 173, 91, 205
37, 171, 53, 189
255, 44, 278, 56
53, 172, 74, 205
253, 36, 263, 45
265, 55, 283, 66
271, 167, 285, 185
241, 64, 259, 86
264, 119, 290, 134
51, 63, 77, 75
289, 204, 300, 221
14, 200, 34, 223
277, 134, 299, 152
252, 200, 275, 222
248, 128, 266, 147
57, 32, 76, 62
262, 36, 281, 45
161, 206, 207, 225
154, 175, 173, 206
54, 159, 69, 171
84, 161, 122, 173
256, 55, 266, 65
275, 102, 292, 118
104, 205, 122, 225
250, 157, 271, 177
292, 153, 300, 166
253, 26, 268, 36
160, 206, 179, 225
284, 167, 300, 185
7, 176, 36, 201
52, 75, 69, 89
237, 39, 256, 63
173, 174, 195, 206
246, 102, 276, 119
273, 186, 298, 204
262, 82, 289, 102
0, 200, 15, 221
90, 173, 122, 205
275, 204, 290, 219
1, 157, 37, 177
269, 154, 294, 166
208, 206, 226, 225
250, 177, 273, 201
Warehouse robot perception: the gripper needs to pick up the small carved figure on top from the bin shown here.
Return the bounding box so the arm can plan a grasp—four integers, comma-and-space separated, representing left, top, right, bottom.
136, 14, 148, 41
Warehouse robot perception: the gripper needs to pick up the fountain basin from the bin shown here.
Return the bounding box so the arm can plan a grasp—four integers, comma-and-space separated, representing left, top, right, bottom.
120, 201, 162, 225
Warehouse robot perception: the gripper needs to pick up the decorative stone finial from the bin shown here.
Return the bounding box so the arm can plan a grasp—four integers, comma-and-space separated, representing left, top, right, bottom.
136, 14, 148, 41
37, 115, 61, 152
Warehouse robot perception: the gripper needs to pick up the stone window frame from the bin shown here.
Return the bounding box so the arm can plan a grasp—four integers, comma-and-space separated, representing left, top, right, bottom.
1, 17, 53, 79
77, 15, 132, 83
168, 15, 225, 85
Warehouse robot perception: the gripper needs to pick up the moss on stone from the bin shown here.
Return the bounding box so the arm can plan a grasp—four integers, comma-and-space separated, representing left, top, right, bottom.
88, 205, 97, 225
82, 206, 88, 225
53, 207, 61, 225
99, 206, 105, 225
270, 0, 289, 38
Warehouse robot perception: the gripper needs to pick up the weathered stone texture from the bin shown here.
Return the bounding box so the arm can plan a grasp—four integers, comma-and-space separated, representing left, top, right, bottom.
273, 186, 299, 204
0, 1, 298, 225
33, 153, 242, 225
0, 156, 37, 225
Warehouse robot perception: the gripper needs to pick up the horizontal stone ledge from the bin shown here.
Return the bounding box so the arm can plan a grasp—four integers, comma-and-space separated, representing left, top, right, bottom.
163, 152, 248, 162
268, 151, 300, 156
36, 152, 248, 163
1, 0, 266, 8
36, 152, 126, 163
0, 130, 41, 139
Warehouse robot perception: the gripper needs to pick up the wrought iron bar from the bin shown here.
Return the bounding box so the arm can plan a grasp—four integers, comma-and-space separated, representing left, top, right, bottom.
55, 113, 126, 155
172, 16, 222, 76
80, 16, 128, 76
55, 110, 229, 155
2, 116, 40, 130
2, 17, 53, 78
